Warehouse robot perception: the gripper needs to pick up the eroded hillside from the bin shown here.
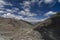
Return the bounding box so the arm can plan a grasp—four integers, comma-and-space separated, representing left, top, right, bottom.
0, 17, 43, 40
34, 13, 60, 40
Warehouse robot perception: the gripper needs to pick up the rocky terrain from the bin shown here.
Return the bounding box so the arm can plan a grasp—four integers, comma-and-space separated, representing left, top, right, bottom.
0, 17, 44, 40
0, 12, 60, 40
34, 13, 60, 40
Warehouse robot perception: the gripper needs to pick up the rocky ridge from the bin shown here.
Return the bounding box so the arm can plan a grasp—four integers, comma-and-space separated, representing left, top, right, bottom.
0, 13, 59, 40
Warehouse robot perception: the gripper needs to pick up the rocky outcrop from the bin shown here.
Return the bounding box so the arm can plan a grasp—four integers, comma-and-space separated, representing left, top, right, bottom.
34, 13, 60, 40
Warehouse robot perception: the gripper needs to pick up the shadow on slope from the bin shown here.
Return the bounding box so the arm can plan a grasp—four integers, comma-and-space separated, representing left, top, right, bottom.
34, 13, 60, 40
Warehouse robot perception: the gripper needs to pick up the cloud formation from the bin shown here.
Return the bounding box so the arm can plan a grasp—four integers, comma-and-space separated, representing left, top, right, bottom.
44, 11, 57, 16
0, 0, 38, 22
0, 0, 13, 8
21, 17, 48, 23
19, 1, 37, 17
18, 8, 37, 17
58, 0, 60, 2
0, 0, 58, 23
1, 12, 47, 23
2, 13, 23, 20
44, 0, 54, 4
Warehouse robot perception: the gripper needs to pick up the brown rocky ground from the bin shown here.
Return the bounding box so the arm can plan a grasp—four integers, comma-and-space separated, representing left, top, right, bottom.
0, 17, 44, 40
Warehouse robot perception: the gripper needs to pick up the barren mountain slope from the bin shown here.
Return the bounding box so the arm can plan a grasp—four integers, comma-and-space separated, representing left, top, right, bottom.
0, 17, 43, 40
34, 13, 60, 40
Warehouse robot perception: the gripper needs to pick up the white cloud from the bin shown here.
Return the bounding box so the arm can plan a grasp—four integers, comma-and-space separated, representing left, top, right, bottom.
23, 17, 48, 23
30, 0, 43, 7
43, 0, 56, 7
0, 0, 13, 8
6, 8, 19, 13
31, 0, 39, 3
0, 7, 19, 14
1, 13, 23, 20
20, 1, 31, 9
19, 11, 37, 17
2, 13, 16, 18
44, 0, 54, 4
6, 9, 13, 12
12, 8, 19, 11
0, 0, 6, 7
19, 1, 37, 17
0, 0, 6, 5
0, 7, 22, 20
23, 1, 30, 7
38, 0, 43, 6
0, 11, 6, 13
58, 0, 60, 2
18, 8, 37, 17
44, 11, 56, 16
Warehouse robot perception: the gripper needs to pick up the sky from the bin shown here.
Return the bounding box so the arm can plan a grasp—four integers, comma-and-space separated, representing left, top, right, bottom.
0, 0, 60, 23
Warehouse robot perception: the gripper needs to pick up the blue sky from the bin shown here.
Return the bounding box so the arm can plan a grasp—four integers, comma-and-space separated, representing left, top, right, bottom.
0, 0, 60, 23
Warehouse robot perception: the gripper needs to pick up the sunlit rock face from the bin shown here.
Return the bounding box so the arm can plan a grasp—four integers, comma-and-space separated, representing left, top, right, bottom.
34, 13, 60, 40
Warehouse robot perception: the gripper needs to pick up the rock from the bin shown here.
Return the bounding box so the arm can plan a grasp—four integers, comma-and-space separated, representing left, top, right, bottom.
0, 17, 43, 40
34, 12, 60, 40
0, 12, 59, 40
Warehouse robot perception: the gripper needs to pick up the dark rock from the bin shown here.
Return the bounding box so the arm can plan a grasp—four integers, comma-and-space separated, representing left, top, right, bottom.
34, 13, 60, 40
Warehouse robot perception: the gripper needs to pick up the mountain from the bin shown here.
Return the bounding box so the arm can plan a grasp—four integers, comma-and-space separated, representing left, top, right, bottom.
0, 17, 43, 40
0, 12, 60, 40
34, 12, 60, 40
